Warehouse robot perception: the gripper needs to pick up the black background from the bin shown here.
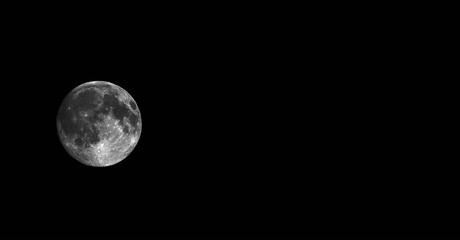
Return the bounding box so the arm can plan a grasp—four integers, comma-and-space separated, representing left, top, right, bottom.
1, 2, 455, 238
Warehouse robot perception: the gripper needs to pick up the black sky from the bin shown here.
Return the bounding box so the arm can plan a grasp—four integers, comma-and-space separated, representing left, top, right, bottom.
1, 4, 450, 238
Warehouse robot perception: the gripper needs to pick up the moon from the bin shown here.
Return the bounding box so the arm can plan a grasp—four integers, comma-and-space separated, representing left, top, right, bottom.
57, 81, 141, 167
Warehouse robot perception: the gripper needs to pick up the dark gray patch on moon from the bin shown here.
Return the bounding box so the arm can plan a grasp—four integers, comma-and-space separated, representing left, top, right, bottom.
129, 100, 137, 110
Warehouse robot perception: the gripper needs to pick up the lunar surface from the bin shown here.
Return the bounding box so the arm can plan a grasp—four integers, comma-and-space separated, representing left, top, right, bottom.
57, 81, 141, 167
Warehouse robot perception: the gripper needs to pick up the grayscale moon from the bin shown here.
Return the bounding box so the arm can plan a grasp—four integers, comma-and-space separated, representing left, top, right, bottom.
57, 81, 141, 167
